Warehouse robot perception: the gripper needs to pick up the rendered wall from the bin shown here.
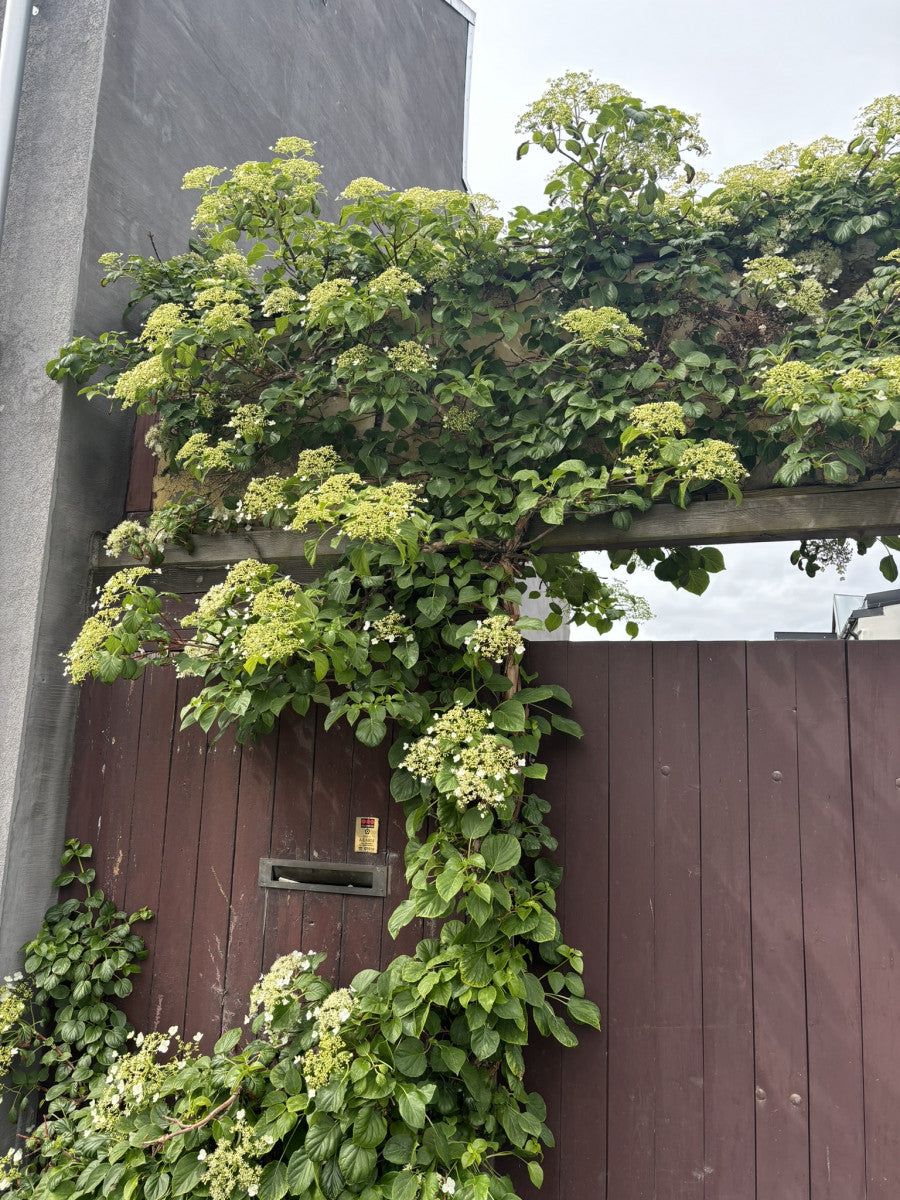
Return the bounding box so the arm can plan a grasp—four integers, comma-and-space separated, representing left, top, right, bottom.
0, 0, 472, 973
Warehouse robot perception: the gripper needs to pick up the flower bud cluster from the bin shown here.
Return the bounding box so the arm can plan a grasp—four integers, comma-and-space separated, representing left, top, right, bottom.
557, 306, 644, 352
201, 1122, 271, 1200
678, 440, 747, 483
227, 404, 269, 443
462, 615, 524, 664
301, 988, 356, 1091
240, 476, 293, 521
0, 1148, 23, 1193
104, 520, 149, 559
369, 267, 422, 305
175, 432, 236, 474
248, 950, 316, 1023
261, 286, 302, 316
629, 401, 686, 438
759, 361, 826, 407
386, 340, 436, 373
343, 482, 420, 542
366, 611, 414, 645
400, 705, 524, 813
140, 303, 185, 349
113, 355, 169, 407
89, 1027, 197, 1131
307, 278, 354, 322
339, 176, 391, 201
443, 404, 478, 433
335, 344, 374, 372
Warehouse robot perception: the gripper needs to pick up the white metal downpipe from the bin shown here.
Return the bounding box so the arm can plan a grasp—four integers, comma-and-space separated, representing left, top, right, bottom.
0, 0, 34, 257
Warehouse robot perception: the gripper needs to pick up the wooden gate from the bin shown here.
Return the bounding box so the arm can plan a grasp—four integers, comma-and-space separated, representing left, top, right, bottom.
66, 640, 900, 1199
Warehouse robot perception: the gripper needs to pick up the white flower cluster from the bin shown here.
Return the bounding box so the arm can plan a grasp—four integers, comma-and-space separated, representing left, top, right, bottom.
400, 705, 525, 813
462, 614, 525, 664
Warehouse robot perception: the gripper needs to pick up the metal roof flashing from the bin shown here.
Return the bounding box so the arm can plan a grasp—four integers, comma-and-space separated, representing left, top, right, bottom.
440, 0, 476, 22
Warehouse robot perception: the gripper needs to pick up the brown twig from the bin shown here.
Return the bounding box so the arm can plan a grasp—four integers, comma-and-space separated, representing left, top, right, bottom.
142, 1090, 239, 1149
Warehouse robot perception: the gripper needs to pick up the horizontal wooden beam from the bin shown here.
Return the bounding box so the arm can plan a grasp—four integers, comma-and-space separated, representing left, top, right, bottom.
96, 484, 900, 589
537, 483, 900, 553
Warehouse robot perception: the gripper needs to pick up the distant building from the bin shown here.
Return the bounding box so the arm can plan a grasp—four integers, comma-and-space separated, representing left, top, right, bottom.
774, 587, 900, 640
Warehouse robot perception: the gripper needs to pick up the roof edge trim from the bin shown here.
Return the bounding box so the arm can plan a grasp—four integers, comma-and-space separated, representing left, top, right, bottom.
440, 0, 476, 23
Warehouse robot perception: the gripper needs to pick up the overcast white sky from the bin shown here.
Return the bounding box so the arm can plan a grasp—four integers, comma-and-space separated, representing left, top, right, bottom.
462, 0, 900, 640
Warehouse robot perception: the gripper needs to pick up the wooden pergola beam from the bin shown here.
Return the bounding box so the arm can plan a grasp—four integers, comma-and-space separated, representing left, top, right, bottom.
537, 483, 900, 553
96, 483, 900, 589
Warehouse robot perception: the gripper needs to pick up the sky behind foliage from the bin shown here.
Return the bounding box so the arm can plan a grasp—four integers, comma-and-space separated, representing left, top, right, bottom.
463, 0, 900, 639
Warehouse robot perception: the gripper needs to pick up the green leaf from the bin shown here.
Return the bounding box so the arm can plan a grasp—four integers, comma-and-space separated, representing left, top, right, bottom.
460, 807, 493, 839
567, 997, 602, 1029
144, 1172, 171, 1200
527, 1161, 544, 1188
392, 1172, 419, 1200
214, 1028, 242, 1055
287, 1151, 316, 1195
172, 1154, 206, 1197
259, 1162, 289, 1200
481, 834, 521, 874
470, 1025, 500, 1059
397, 1086, 427, 1128
395, 1037, 428, 1078
880, 553, 898, 582
353, 1104, 388, 1149
388, 900, 416, 939
306, 1115, 342, 1162
338, 1140, 377, 1188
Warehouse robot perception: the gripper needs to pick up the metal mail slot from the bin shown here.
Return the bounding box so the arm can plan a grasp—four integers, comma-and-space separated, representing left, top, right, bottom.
259, 858, 388, 897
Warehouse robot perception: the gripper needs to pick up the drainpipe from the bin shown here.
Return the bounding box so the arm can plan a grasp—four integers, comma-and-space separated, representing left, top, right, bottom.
0, 0, 34, 257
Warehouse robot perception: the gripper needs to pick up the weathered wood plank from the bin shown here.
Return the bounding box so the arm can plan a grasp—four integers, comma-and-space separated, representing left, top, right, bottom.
538, 483, 900, 551
651, 643, 704, 1198
121, 667, 177, 1031
558, 643, 609, 1200
300, 715, 354, 986
338, 736, 392, 989
848, 642, 900, 1199
262, 707, 317, 969
697, 644, 755, 1200
145, 678, 207, 1034
795, 641, 866, 1199
183, 729, 241, 1042
220, 734, 278, 1031
746, 643, 810, 1199
606, 642, 656, 1200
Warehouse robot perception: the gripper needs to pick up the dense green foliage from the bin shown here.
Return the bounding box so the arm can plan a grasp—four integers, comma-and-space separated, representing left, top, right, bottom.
11, 75, 898, 1198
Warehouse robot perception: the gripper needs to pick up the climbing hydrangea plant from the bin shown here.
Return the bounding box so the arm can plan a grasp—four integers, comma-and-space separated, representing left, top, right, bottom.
14, 75, 900, 1197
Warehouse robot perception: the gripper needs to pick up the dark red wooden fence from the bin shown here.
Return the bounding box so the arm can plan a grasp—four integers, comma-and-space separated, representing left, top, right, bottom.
66, 640, 900, 1199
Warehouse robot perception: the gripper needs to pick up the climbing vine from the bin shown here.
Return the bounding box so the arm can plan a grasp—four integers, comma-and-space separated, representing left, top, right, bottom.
7, 75, 900, 1197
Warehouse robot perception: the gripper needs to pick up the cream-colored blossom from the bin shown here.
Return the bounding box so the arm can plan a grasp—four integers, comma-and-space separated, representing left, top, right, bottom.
629, 401, 686, 438
557, 306, 644, 352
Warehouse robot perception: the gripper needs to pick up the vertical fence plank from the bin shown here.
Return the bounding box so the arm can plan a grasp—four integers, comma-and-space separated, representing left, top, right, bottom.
698, 644, 755, 1200
795, 641, 866, 1198
559, 642, 609, 1200
219, 733, 279, 1031
301, 715, 355, 986
146, 678, 207, 1033
121, 666, 177, 1031
848, 641, 900, 1199
183, 730, 242, 1042
338, 736, 392, 988
511, 643, 570, 1200
262, 707, 317, 967
652, 642, 704, 1198
747, 642, 809, 1199
607, 641, 656, 1200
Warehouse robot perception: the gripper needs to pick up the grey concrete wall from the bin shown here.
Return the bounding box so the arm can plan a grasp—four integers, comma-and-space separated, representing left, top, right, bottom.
0, 0, 471, 979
